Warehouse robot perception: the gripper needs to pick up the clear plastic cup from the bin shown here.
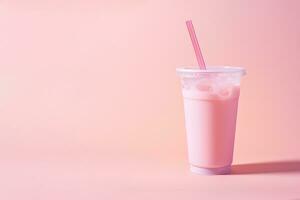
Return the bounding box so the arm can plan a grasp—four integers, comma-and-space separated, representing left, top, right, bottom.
176, 66, 246, 175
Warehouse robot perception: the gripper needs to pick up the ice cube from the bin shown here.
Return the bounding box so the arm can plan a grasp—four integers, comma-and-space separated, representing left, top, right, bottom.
218, 87, 232, 98
182, 83, 190, 90
196, 84, 212, 92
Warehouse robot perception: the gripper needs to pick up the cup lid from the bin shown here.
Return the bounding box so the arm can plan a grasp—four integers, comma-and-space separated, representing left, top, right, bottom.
176, 66, 246, 77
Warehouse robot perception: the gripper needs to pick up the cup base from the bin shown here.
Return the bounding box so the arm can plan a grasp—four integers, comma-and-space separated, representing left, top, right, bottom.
190, 165, 231, 175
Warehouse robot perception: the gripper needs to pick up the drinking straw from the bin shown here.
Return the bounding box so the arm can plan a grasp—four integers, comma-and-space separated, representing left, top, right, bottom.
186, 20, 206, 69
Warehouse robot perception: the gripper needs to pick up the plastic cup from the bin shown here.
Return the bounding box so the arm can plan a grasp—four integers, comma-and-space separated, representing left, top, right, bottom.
176, 66, 246, 175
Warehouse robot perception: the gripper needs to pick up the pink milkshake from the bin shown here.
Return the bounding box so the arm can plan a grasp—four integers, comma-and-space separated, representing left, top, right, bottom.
177, 66, 245, 175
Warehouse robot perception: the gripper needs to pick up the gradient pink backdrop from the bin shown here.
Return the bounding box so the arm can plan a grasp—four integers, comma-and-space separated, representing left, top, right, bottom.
0, 0, 300, 199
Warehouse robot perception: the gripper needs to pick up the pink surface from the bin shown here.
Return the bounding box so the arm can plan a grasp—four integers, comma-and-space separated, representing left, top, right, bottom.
0, 0, 300, 199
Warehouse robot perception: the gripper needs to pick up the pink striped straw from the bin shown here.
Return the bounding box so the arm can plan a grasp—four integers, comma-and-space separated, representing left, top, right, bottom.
186, 20, 206, 69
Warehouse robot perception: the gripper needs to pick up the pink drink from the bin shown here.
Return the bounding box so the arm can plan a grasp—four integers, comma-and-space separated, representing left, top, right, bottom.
177, 66, 246, 175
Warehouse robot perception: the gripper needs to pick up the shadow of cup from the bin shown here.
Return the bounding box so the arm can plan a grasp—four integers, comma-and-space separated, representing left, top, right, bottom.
231, 160, 300, 175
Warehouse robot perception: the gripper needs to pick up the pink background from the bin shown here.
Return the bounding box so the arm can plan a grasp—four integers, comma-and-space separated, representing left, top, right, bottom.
0, 0, 300, 199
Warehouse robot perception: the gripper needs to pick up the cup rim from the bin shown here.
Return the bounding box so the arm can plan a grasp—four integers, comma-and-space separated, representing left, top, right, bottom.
176, 66, 246, 76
